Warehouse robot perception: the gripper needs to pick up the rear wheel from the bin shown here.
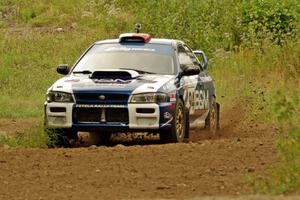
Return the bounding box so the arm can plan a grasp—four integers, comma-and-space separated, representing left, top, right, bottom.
160, 99, 186, 143
205, 97, 220, 135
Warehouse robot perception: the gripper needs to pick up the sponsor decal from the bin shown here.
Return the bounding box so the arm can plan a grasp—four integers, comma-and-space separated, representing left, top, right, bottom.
64, 79, 80, 82
168, 92, 176, 102
104, 47, 155, 52
164, 112, 172, 119
160, 117, 174, 128
184, 89, 209, 112
76, 104, 126, 108
195, 90, 209, 110
132, 76, 173, 94
136, 78, 156, 83
93, 79, 132, 84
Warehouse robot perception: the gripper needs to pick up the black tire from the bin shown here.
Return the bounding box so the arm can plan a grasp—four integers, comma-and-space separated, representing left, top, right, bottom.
160, 99, 186, 143
205, 97, 220, 135
98, 133, 112, 146
45, 127, 78, 148
216, 103, 220, 130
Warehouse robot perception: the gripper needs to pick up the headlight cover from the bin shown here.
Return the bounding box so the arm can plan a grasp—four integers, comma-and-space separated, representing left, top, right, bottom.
47, 91, 74, 103
130, 93, 170, 103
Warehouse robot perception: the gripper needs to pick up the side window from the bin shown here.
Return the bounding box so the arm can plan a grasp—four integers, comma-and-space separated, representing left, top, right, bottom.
178, 45, 194, 67
184, 45, 203, 70
178, 44, 202, 71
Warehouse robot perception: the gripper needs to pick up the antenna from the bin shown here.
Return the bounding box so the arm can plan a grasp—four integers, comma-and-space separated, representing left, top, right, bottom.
135, 23, 142, 33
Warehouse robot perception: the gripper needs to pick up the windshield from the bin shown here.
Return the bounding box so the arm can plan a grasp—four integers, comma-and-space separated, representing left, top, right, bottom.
73, 43, 176, 75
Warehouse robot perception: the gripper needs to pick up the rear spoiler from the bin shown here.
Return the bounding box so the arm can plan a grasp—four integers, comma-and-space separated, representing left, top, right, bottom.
193, 50, 208, 70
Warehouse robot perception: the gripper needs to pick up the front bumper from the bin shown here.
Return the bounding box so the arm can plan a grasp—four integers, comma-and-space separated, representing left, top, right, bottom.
45, 102, 175, 132
45, 102, 73, 128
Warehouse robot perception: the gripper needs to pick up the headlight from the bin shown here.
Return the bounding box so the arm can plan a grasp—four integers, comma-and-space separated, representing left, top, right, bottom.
46, 91, 74, 103
130, 93, 169, 103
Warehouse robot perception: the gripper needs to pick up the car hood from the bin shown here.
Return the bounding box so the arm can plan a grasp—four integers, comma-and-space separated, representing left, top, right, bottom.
50, 70, 175, 94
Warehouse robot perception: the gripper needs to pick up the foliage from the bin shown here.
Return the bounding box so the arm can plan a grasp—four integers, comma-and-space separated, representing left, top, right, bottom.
0, 31, 95, 118
1, 0, 298, 52
242, 0, 299, 45
248, 88, 300, 194
119, 0, 243, 52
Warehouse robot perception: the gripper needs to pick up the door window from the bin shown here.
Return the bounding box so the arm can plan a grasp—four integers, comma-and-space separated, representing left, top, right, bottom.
178, 44, 202, 71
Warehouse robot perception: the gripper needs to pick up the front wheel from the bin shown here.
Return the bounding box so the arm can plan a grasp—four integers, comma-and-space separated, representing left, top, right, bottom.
160, 99, 186, 143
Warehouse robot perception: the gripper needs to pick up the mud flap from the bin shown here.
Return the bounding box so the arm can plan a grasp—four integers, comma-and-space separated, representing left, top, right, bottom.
216, 103, 220, 130
184, 109, 190, 140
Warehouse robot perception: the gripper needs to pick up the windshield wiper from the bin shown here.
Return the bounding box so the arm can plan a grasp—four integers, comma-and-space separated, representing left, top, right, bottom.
119, 68, 155, 74
73, 70, 93, 74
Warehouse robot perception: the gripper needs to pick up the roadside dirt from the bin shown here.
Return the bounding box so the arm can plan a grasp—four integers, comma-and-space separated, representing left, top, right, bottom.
0, 104, 280, 200
0, 118, 39, 137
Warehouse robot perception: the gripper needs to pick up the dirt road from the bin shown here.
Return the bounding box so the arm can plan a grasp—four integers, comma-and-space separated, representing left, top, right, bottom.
0, 110, 280, 200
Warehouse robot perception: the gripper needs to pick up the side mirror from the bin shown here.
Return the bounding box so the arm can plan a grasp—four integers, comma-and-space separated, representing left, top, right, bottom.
193, 50, 208, 70
181, 65, 200, 76
57, 64, 70, 75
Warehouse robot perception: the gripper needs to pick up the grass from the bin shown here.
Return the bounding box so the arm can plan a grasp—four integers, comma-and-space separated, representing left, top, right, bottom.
0, 30, 100, 118
0, 126, 48, 148
211, 42, 300, 194
246, 89, 300, 194
0, 0, 300, 194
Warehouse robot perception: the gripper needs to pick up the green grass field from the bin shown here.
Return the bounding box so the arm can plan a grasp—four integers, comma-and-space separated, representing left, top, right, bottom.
0, 0, 299, 194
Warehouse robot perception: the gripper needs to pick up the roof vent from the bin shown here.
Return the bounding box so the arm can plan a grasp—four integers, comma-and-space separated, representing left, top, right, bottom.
90, 70, 139, 80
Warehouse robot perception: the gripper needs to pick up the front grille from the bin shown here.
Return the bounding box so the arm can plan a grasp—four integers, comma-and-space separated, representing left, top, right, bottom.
75, 108, 129, 123
74, 93, 129, 103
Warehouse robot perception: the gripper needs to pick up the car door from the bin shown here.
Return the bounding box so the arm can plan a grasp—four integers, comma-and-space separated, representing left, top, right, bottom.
192, 49, 215, 104
180, 44, 212, 127
178, 44, 204, 127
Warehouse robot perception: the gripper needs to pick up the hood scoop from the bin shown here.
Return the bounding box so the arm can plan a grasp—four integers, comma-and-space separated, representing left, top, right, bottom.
90, 70, 139, 80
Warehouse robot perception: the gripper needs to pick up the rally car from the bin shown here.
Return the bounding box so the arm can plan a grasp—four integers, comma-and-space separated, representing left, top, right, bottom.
44, 32, 220, 146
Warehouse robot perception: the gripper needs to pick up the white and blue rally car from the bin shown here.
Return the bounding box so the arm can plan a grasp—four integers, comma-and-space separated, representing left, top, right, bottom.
44, 32, 220, 146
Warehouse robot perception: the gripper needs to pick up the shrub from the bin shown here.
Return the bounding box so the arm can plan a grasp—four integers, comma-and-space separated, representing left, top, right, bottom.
242, 0, 299, 45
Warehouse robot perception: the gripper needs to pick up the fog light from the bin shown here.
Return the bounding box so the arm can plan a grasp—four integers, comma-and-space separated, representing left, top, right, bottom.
48, 116, 66, 125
